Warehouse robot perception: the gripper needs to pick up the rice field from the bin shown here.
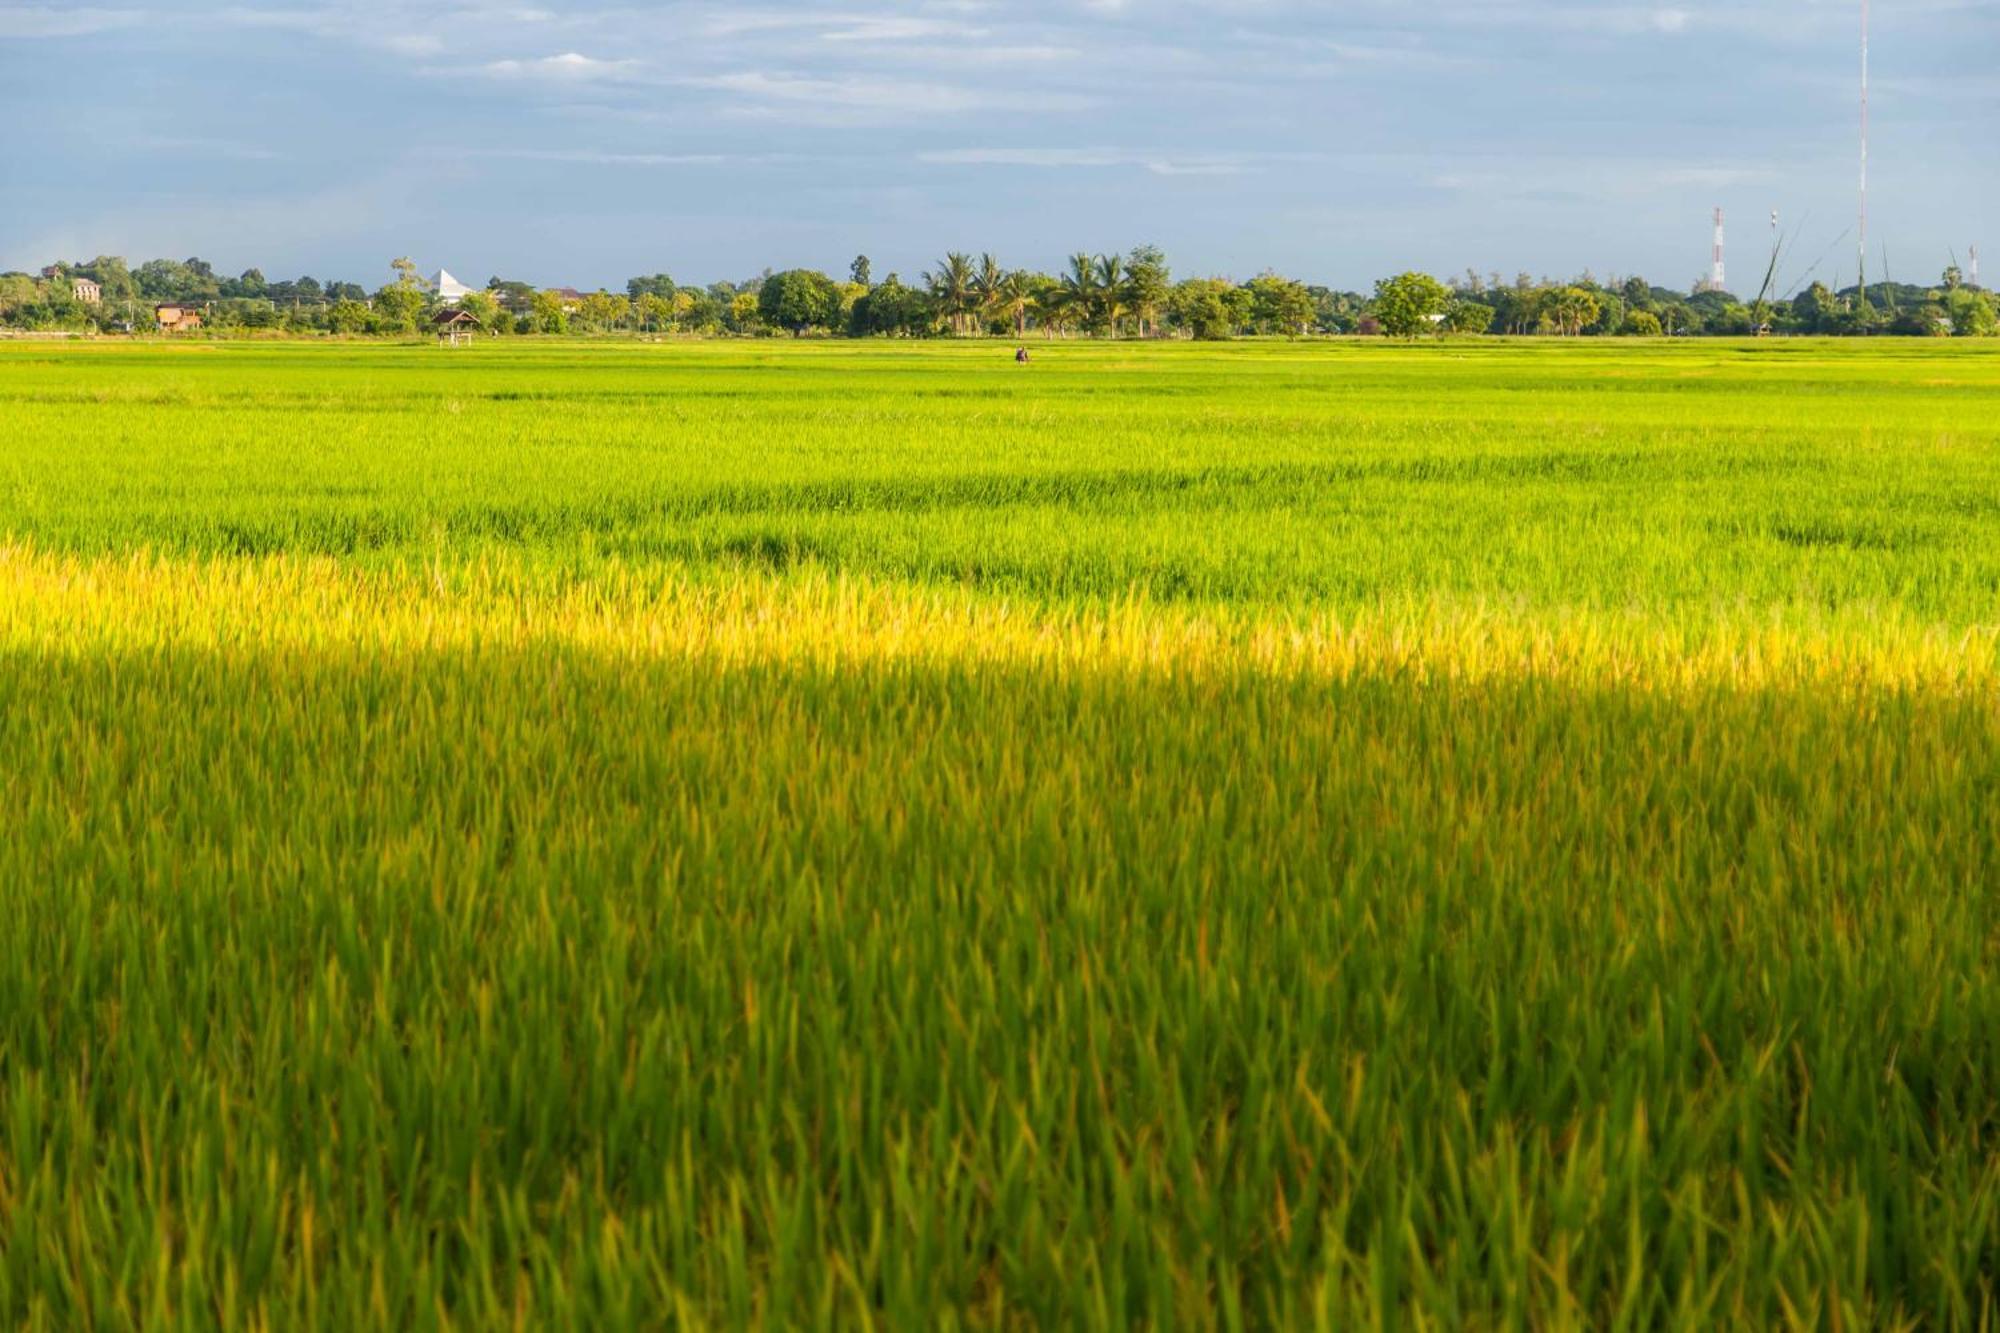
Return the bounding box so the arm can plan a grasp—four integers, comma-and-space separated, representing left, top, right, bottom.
1, 338, 1997, 1329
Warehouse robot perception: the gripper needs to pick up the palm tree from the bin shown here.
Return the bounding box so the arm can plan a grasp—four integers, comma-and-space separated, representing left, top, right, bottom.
1541, 286, 1599, 337
924, 252, 977, 335
1093, 253, 1126, 337
1056, 253, 1097, 338
994, 269, 1037, 337
971, 253, 1006, 334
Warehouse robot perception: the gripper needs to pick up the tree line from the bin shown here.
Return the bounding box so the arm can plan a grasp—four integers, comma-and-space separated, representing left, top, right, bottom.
5, 248, 1994, 339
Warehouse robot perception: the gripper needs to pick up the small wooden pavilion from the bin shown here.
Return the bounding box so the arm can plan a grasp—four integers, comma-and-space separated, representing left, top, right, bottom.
433, 307, 478, 347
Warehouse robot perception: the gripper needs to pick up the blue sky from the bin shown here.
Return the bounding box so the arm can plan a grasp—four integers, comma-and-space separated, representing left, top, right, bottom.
3, 1, 1993, 293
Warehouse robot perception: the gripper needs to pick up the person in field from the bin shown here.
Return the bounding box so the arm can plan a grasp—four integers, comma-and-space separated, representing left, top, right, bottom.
1015, 346, 1030, 364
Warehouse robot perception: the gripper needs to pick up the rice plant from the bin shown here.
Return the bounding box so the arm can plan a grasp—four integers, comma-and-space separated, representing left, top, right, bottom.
0, 339, 1995, 1329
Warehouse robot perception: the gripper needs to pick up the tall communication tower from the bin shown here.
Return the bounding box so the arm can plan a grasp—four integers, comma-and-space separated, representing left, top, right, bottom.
1858, 0, 1869, 297
1972, 244, 1981, 290
1711, 208, 1727, 291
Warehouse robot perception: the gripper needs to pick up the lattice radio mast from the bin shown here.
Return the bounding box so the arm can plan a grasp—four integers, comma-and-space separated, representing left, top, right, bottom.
1858, 0, 1869, 300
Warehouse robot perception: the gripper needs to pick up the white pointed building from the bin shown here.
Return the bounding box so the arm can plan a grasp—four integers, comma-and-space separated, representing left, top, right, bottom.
433, 270, 474, 305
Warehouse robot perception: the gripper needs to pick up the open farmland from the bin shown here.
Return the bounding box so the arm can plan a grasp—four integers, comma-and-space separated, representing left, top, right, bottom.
1, 338, 1997, 1328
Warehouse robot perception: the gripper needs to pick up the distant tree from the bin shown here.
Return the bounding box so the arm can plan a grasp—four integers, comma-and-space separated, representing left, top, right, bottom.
925, 253, 977, 335
1168, 278, 1239, 340
1947, 287, 1997, 337
233, 268, 268, 298
485, 278, 536, 313
1053, 254, 1099, 336
457, 289, 503, 332
1620, 309, 1663, 336
327, 299, 370, 334
529, 289, 568, 334
576, 291, 630, 330
76, 255, 137, 303
727, 291, 763, 333
1583, 290, 1624, 336
634, 292, 674, 331
1656, 300, 1699, 337
971, 253, 1006, 333
1125, 245, 1171, 338
627, 273, 676, 302
0, 273, 40, 321
388, 257, 427, 292
757, 268, 841, 334
135, 258, 194, 300
1540, 286, 1601, 337
1371, 271, 1453, 338
279, 275, 323, 304
1444, 300, 1494, 335
993, 270, 1037, 337
679, 289, 723, 332
1791, 282, 1832, 333
1093, 253, 1126, 336
1246, 272, 1314, 336
850, 255, 872, 288
371, 284, 425, 333
849, 273, 934, 337
835, 282, 867, 327
1308, 287, 1362, 334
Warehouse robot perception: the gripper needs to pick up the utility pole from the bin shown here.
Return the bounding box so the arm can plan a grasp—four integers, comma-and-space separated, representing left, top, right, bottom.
1711, 207, 1727, 292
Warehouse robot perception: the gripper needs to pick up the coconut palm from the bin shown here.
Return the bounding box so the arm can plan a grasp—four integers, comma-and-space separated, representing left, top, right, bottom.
971, 253, 1006, 334
1093, 253, 1126, 337
1055, 253, 1098, 338
924, 252, 978, 336
1542, 286, 1601, 337
994, 270, 1038, 338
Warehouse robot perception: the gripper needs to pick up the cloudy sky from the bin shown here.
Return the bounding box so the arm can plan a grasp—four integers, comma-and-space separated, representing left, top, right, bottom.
2, 1, 1993, 292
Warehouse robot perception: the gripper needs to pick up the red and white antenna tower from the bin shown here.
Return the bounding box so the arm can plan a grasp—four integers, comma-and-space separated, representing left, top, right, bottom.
1711, 207, 1726, 291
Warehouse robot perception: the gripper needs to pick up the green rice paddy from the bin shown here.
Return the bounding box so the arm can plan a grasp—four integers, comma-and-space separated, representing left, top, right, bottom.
0, 338, 1995, 1328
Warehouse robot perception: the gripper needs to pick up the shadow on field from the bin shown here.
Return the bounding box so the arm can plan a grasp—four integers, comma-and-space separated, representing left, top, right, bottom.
2, 644, 1996, 1328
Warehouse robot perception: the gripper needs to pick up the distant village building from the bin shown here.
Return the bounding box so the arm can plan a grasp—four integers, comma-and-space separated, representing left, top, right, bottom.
553, 287, 585, 313
433, 269, 473, 305
72, 278, 101, 305
155, 302, 203, 332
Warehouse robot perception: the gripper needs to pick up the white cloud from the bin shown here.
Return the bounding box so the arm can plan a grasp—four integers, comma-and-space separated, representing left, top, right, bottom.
694, 71, 1090, 116
0, 5, 143, 38
469, 148, 739, 167
1652, 8, 1691, 33
476, 51, 638, 79
920, 147, 1249, 175
212, 3, 560, 57
876, 42, 1081, 64
921, 147, 1127, 167
698, 11, 988, 41
820, 17, 991, 42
